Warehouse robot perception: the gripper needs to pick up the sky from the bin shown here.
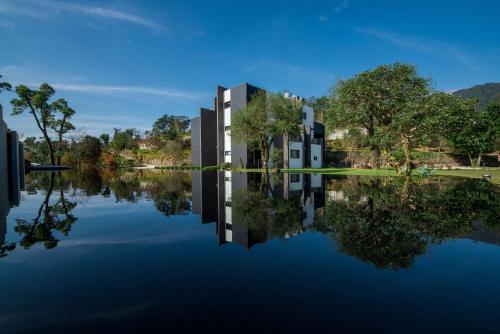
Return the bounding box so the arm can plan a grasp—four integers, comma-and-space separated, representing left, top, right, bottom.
0, 0, 499, 138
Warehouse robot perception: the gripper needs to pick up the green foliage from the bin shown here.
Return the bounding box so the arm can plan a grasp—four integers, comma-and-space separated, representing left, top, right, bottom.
0, 74, 12, 94
307, 96, 330, 123
271, 148, 283, 169
231, 90, 302, 171
110, 128, 140, 152
327, 63, 432, 169
441, 99, 500, 166
151, 114, 190, 142
10, 83, 76, 165
79, 135, 102, 165
99, 133, 110, 147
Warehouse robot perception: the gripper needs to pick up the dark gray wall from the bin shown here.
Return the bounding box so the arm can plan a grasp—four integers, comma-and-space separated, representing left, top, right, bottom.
216, 86, 225, 165
200, 108, 217, 166
228, 84, 249, 168
191, 117, 201, 166
0, 105, 8, 246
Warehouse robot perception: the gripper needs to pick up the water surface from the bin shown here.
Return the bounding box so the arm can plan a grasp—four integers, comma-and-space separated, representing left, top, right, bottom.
1, 170, 499, 333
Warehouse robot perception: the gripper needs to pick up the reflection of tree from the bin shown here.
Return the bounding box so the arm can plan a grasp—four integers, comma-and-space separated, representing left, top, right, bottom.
319, 177, 500, 270
101, 170, 192, 216
232, 180, 304, 243
15, 173, 78, 249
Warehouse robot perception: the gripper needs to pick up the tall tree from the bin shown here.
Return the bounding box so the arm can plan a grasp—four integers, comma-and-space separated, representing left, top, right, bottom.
326, 63, 431, 168
442, 100, 500, 167
231, 91, 301, 172
10, 83, 75, 166
151, 114, 190, 142
51, 99, 75, 165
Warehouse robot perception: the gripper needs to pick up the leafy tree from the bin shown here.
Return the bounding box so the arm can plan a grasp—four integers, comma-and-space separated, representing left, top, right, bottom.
307, 96, 330, 123
326, 63, 430, 168
10, 83, 76, 165
151, 114, 190, 142
442, 100, 500, 167
231, 91, 302, 172
99, 133, 110, 147
50, 99, 75, 165
110, 128, 139, 152
79, 135, 102, 165
0, 75, 11, 95
161, 140, 185, 165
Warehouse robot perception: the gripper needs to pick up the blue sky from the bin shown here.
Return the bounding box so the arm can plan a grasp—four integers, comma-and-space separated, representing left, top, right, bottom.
1, 0, 499, 137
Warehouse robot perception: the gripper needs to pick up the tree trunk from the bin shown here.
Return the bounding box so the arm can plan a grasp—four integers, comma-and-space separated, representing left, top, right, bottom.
283, 133, 289, 169
367, 124, 380, 168
401, 137, 412, 176
43, 130, 56, 166
262, 148, 269, 174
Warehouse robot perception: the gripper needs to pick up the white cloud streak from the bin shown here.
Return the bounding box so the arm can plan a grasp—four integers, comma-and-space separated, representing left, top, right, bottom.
49, 83, 205, 100
0, 0, 163, 31
334, 0, 349, 13
355, 26, 477, 69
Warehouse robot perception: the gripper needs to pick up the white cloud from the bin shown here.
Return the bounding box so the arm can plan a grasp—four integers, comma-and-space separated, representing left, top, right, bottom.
0, 0, 163, 31
334, 0, 349, 13
50, 83, 205, 100
318, 15, 328, 22
355, 26, 477, 69
45, 1, 163, 31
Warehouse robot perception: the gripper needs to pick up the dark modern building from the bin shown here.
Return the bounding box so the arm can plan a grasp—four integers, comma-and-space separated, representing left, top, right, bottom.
191, 83, 325, 168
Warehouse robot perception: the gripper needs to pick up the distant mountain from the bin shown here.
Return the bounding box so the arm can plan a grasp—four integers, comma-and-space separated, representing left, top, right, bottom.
452, 82, 500, 110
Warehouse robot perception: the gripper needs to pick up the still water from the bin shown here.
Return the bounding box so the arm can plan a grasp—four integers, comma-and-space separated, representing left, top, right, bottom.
1, 170, 499, 333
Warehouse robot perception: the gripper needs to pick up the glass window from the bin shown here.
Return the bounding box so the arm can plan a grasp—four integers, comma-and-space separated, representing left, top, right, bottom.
290, 149, 300, 159
224, 101, 231, 109
313, 156, 318, 161
290, 174, 300, 183
303, 112, 307, 120
225, 125, 231, 131
225, 151, 231, 156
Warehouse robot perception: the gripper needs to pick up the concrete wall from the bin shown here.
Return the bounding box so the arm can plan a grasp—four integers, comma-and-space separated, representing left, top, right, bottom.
311, 144, 322, 168
0, 105, 9, 246
0, 105, 9, 210
200, 108, 217, 166
288, 141, 304, 168
191, 117, 201, 166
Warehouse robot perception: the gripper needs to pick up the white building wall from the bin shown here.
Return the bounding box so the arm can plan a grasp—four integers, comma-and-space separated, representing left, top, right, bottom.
224, 90, 231, 163
302, 105, 314, 128
311, 144, 322, 168
288, 141, 303, 169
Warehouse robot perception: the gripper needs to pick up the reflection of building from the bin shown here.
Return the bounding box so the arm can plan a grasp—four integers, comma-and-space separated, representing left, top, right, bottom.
192, 171, 325, 249
1, 105, 25, 252
191, 83, 325, 168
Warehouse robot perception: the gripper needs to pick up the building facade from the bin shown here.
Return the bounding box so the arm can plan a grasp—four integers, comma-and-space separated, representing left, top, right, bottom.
191, 83, 325, 168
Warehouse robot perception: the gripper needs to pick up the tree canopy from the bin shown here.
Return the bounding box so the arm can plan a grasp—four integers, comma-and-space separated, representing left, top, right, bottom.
231, 91, 302, 171
10, 83, 76, 166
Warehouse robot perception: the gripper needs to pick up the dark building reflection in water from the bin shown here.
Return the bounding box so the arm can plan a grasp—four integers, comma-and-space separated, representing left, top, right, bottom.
192, 171, 325, 249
